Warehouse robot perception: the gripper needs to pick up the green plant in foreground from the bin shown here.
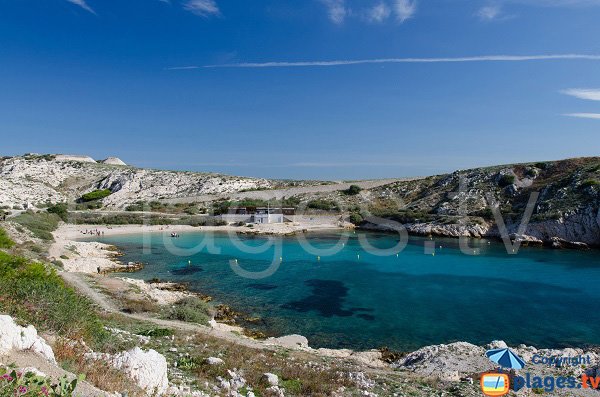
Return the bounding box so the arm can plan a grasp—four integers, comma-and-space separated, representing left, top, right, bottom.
0, 368, 81, 397
0, 251, 107, 347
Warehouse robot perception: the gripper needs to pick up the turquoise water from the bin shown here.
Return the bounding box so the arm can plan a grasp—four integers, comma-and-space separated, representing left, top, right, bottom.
93, 231, 600, 351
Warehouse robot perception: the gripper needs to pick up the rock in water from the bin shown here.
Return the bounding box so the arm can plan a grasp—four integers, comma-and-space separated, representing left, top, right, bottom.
0, 315, 56, 363
109, 347, 168, 395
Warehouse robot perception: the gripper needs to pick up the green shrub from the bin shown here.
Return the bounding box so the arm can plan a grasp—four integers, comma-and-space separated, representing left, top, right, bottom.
343, 184, 362, 195
80, 189, 112, 202
307, 200, 339, 211
580, 179, 600, 189
0, 251, 106, 344
348, 213, 363, 225
0, 228, 14, 249
136, 328, 174, 338
13, 211, 61, 241
47, 203, 69, 222
164, 297, 212, 325
498, 174, 516, 187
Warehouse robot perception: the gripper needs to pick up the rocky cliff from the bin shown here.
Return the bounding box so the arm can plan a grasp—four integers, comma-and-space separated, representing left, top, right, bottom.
0, 154, 275, 209
362, 157, 600, 246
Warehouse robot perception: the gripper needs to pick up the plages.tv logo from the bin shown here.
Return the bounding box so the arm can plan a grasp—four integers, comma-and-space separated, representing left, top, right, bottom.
480, 348, 526, 397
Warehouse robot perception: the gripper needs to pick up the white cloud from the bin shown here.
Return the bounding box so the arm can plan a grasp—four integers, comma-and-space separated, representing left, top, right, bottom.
182, 0, 220, 17
393, 0, 417, 22
477, 4, 502, 20
366, 3, 392, 23
66, 0, 95, 14
564, 113, 600, 119
561, 88, 600, 101
319, 0, 348, 24
200, 54, 600, 68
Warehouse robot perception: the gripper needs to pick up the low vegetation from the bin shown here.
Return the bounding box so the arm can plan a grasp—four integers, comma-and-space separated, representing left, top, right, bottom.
0, 251, 107, 347
12, 211, 61, 241
80, 189, 112, 202
163, 297, 212, 325
343, 184, 362, 195
306, 199, 339, 211
0, 227, 14, 249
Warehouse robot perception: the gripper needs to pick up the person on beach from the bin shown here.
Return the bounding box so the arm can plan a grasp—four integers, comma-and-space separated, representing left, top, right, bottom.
97, 266, 101, 274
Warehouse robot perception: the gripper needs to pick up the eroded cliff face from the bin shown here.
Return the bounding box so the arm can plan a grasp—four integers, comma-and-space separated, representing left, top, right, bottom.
0, 154, 273, 208
362, 157, 600, 246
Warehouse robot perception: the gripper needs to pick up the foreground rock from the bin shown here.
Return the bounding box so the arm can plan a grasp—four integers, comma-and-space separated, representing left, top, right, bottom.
0, 315, 55, 363
91, 347, 169, 395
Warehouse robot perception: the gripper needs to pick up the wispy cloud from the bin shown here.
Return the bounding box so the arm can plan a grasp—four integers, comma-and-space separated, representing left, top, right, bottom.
561, 88, 600, 101
195, 54, 600, 68
182, 0, 220, 17
66, 0, 95, 14
564, 113, 600, 119
477, 4, 502, 20
393, 0, 417, 22
319, 0, 348, 24
366, 3, 392, 23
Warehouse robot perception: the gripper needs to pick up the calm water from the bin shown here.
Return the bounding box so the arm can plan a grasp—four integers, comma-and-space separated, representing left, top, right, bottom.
91, 231, 600, 351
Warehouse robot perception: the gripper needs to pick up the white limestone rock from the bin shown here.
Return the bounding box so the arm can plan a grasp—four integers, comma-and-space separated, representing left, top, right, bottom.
0, 315, 56, 364
261, 373, 279, 386
101, 157, 127, 166
205, 357, 224, 365
265, 334, 309, 349
108, 347, 168, 395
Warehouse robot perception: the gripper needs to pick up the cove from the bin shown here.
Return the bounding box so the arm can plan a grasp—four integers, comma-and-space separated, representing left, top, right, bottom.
91, 231, 600, 352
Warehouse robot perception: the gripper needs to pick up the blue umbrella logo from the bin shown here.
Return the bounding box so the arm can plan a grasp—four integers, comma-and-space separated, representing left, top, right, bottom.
485, 348, 526, 370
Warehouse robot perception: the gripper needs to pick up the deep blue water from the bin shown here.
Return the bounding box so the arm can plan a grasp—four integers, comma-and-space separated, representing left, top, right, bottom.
89, 231, 600, 351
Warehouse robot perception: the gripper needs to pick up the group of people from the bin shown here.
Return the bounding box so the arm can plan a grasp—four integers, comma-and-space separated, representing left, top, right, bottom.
170, 232, 180, 238
81, 228, 104, 237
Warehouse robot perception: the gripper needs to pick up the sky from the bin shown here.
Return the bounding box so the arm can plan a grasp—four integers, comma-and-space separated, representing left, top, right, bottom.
1, 0, 600, 180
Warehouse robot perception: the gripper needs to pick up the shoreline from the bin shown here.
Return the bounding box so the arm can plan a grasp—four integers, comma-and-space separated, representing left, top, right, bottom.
50, 222, 393, 368
49, 222, 600, 379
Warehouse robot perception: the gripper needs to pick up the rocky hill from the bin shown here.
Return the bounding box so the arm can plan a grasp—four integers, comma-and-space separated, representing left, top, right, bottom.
1, 153, 598, 246
335, 157, 600, 247
0, 154, 276, 209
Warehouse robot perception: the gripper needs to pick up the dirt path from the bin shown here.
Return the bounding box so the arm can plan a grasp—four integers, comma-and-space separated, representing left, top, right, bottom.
59, 272, 269, 350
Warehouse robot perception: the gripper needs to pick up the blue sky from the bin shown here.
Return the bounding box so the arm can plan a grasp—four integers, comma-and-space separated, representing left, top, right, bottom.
1, 0, 600, 179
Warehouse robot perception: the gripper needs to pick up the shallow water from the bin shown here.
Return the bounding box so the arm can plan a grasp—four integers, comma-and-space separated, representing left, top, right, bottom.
92, 231, 600, 351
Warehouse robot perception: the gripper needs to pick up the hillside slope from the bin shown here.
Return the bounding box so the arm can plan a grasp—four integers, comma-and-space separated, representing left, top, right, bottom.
0, 154, 276, 209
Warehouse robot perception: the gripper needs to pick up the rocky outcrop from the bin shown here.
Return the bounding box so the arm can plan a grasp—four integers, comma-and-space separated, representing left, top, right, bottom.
100, 157, 127, 166
0, 315, 55, 363
93, 347, 169, 395
0, 154, 274, 208
55, 154, 96, 163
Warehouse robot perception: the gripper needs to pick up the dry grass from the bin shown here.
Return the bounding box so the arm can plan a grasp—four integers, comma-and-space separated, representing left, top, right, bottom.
53, 338, 145, 397
181, 334, 356, 396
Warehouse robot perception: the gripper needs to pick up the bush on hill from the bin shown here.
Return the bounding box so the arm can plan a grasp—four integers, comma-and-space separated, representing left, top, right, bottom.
0, 227, 14, 249
498, 174, 516, 187
13, 211, 61, 241
343, 184, 362, 195
307, 199, 339, 211
47, 202, 69, 222
80, 189, 112, 202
